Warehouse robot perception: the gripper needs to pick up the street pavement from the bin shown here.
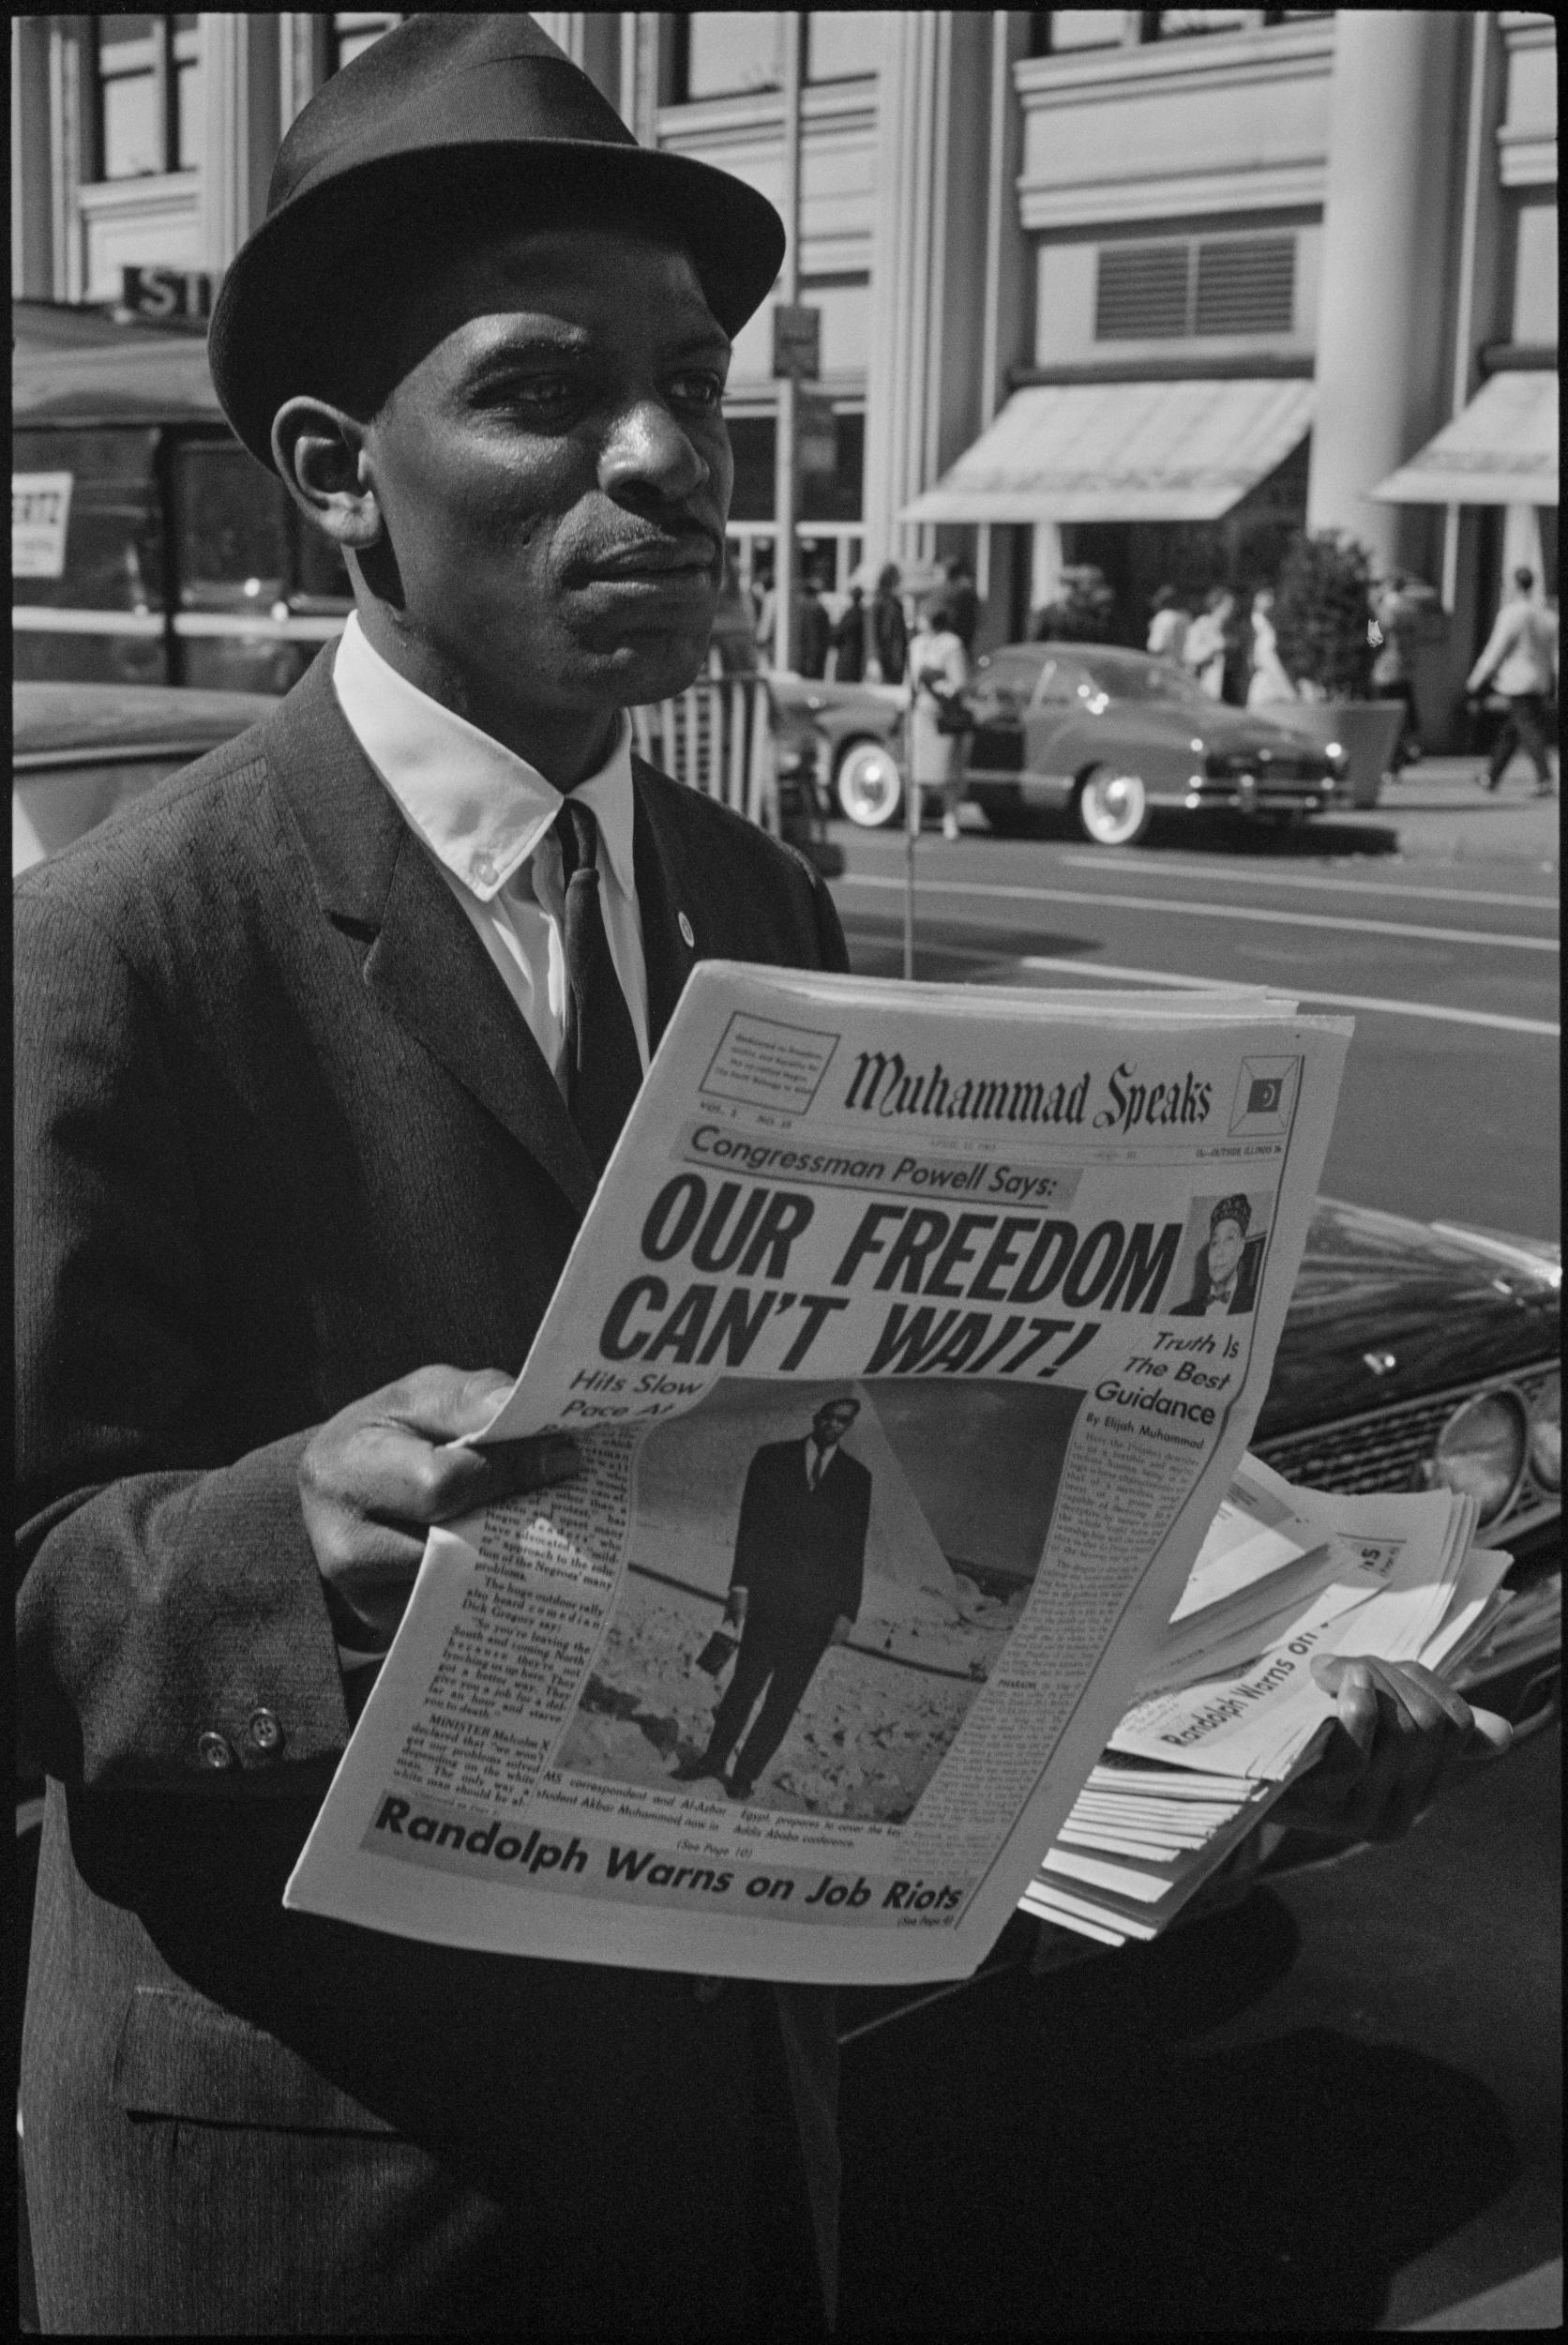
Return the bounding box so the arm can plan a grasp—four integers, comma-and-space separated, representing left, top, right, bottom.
827, 764, 1560, 2334
827, 759, 1560, 1244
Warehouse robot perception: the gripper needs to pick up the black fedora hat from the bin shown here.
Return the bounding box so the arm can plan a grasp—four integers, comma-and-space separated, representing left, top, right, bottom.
208, 12, 785, 471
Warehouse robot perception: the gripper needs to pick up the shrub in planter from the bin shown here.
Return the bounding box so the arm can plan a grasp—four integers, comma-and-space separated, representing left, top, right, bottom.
1272, 529, 1376, 701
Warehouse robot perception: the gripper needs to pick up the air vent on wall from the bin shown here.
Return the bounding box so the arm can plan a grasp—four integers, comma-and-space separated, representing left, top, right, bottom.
1194, 234, 1295, 334
1094, 243, 1190, 340
1094, 233, 1297, 340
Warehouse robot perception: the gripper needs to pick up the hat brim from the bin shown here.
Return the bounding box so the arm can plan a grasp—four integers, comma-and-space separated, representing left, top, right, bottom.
209, 141, 785, 470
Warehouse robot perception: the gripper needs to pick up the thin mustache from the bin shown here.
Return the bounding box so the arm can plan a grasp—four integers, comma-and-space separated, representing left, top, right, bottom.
580, 527, 723, 574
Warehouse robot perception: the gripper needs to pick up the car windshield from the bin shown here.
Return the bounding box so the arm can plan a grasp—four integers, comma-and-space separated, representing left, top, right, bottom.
1071, 651, 1207, 707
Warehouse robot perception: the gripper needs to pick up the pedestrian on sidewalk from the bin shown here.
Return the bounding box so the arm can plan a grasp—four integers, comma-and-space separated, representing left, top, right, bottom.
943, 554, 980, 658
1245, 587, 1297, 707
1467, 566, 1559, 795
1183, 586, 1235, 701
1369, 570, 1432, 765
907, 594, 971, 840
1147, 584, 1189, 664
828, 583, 867, 682
867, 560, 909, 685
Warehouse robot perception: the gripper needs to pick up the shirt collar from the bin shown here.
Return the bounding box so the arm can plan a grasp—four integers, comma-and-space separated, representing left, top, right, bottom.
331, 612, 636, 904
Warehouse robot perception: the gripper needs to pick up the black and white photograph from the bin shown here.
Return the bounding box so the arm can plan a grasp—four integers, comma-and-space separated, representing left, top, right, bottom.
1168, 1187, 1275, 1318
557, 1375, 1081, 1818
12, 8, 1558, 2337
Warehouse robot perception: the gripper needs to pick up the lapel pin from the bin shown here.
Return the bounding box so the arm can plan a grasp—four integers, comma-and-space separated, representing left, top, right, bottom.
678, 912, 695, 948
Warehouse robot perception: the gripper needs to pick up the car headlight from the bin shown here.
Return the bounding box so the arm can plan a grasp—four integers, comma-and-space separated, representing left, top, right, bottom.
1431, 1387, 1527, 1523
1527, 1369, 1560, 1491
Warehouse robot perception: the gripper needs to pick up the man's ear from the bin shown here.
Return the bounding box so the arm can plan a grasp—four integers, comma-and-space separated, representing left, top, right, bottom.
272, 397, 384, 552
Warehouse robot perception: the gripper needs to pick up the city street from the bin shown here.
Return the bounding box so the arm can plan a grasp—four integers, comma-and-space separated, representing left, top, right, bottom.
827, 779, 1560, 1244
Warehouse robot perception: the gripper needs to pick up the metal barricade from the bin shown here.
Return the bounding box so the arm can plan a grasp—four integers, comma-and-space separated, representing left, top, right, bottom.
630, 673, 778, 835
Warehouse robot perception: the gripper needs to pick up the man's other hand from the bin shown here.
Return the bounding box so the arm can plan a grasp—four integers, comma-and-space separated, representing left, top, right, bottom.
724, 1587, 749, 1630
1273, 1655, 1513, 1843
301, 1368, 580, 1648
828, 1614, 853, 1648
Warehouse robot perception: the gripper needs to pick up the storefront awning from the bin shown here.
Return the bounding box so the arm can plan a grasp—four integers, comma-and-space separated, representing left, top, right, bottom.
899, 378, 1316, 525
1371, 371, 1559, 507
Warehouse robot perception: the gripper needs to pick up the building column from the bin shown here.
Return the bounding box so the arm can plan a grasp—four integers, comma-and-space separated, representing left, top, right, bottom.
199, 13, 281, 272
861, 9, 993, 579
1307, 9, 1467, 575
12, 18, 56, 295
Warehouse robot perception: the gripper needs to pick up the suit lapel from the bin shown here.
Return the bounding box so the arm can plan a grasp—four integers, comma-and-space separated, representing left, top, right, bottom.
264, 652, 596, 1218
365, 832, 597, 1217
631, 759, 701, 1054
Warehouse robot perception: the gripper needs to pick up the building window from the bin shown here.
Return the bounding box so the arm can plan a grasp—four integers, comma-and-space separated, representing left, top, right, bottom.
1094, 234, 1296, 339
93, 15, 202, 181
1148, 9, 1255, 37
329, 14, 403, 75
676, 12, 784, 100
1030, 13, 1135, 56
806, 12, 882, 82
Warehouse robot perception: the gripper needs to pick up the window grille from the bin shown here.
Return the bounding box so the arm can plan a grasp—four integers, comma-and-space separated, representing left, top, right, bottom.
1094, 234, 1297, 340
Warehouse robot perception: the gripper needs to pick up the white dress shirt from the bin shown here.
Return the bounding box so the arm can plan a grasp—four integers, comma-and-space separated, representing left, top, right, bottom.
331, 612, 651, 1080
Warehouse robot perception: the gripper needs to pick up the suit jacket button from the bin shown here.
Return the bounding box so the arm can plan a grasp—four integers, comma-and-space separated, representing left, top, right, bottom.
197, 1731, 235, 1770
693, 1975, 726, 2005
248, 1707, 283, 1754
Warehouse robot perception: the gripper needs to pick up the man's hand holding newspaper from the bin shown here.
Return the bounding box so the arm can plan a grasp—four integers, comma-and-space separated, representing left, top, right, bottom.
283, 961, 1513, 1988
1274, 1654, 1511, 1842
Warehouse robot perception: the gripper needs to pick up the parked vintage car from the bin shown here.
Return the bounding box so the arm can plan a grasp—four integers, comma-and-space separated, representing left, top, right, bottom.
778, 644, 1348, 845
14, 675, 843, 884
12, 682, 1560, 1907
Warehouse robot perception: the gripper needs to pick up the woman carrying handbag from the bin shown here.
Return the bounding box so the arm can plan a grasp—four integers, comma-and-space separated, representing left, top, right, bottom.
907, 595, 972, 840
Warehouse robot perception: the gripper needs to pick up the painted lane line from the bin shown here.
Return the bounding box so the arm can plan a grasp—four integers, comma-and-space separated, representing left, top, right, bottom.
837, 930, 1560, 1037
1059, 852, 1560, 915
835, 870, 1558, 952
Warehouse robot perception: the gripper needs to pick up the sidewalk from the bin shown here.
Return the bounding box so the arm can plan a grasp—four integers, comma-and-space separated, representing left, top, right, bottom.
1332, 757, 1559, 869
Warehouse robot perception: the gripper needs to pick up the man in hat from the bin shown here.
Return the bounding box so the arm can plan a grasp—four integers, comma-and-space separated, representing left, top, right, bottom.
17, 17, 842, 2334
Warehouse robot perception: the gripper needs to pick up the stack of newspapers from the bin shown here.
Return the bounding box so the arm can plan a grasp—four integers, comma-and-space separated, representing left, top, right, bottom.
1019, 1453, 1515, 1947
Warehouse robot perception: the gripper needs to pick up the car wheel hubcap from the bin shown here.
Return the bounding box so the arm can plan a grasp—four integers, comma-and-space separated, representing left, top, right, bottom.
1080, 768, 1148, 845
837, 744, 902, 827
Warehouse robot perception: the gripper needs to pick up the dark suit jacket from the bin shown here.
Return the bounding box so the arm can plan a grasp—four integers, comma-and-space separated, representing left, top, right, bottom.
731, 1442, 872, 1639
15, 649, 850, 2335
1169, 1235, 1264, 1318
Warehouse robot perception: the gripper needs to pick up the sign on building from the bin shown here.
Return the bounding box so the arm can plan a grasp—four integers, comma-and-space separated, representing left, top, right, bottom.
771, 303, 822, 382
12, 473, 74, 579
119, 265, 217, 324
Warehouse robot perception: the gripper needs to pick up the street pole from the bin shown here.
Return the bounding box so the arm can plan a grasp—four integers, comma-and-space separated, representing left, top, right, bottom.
772, 12, 803, 676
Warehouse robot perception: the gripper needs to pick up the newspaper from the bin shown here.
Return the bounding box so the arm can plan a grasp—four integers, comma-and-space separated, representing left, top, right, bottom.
1023, 1446, 1511, 1946
286, 963, 1349, 1986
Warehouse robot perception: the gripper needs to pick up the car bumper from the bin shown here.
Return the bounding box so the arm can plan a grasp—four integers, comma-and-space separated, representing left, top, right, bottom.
1184, 773, 1338, 815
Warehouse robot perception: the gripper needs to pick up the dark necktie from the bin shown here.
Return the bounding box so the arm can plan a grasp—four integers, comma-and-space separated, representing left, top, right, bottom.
555, 796, 643, 1176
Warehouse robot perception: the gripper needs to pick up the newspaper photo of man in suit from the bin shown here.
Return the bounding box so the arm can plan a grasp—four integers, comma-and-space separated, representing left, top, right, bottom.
1171, 1193, 1265, 1317
674, 1397, 872, 1802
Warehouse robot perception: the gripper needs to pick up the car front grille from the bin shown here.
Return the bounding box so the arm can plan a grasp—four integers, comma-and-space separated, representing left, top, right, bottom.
1254, 1360, 1560, 1541
1206, 750, 1327, 785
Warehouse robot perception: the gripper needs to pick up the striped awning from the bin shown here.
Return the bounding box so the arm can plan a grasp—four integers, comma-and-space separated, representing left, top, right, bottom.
899, 377, 1315, 525
1371, 371, 1559, 507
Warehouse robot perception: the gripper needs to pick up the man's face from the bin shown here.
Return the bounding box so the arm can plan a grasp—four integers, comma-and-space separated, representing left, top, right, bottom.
356, 223, 733, 719
1207, 1218, 1245, 1288
813, 1400, 860, 1449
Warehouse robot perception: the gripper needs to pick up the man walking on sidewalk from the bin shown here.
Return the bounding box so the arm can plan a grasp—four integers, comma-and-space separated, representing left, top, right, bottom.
1467, 566, 1559, 795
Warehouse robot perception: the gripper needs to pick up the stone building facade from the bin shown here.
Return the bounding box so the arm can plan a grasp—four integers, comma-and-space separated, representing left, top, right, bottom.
11, 10, 1558, 727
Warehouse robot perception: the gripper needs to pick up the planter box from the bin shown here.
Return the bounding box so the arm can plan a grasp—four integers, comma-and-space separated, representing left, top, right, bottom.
1262, 700, 1406, 809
